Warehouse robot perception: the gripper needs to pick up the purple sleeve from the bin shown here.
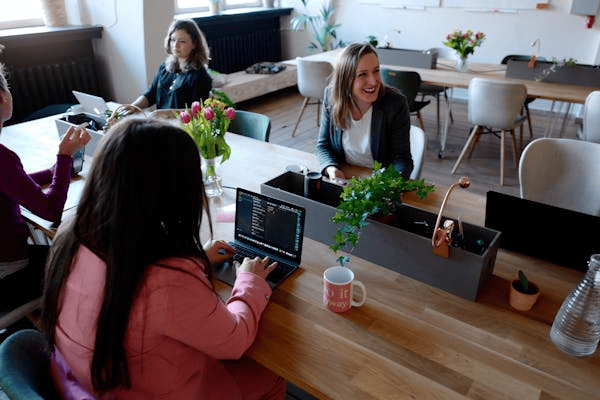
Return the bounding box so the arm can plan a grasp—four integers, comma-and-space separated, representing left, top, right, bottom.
0, 148, 72, 222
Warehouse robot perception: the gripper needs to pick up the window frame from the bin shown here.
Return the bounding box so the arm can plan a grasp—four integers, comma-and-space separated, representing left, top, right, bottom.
0, 18, 44, 30
174, 0, 263, 14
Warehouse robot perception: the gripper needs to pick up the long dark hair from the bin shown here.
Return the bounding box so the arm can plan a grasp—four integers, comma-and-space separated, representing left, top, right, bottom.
164, 19, 210, 73
40, 118, 211, 393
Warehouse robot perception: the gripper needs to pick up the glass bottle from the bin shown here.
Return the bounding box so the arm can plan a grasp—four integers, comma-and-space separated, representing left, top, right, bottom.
550, 254, 600, 356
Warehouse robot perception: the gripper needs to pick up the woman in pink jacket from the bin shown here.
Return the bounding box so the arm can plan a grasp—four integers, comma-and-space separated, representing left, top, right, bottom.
40, 118, 286, 399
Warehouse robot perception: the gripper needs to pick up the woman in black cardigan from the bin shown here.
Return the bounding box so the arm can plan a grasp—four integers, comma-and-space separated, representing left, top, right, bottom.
316, 42, 413, 180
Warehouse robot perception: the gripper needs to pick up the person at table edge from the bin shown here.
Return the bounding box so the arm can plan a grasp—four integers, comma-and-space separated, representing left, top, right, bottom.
130, 19, 212, 114
316, 42, 414, 180
0, 46, 90, 310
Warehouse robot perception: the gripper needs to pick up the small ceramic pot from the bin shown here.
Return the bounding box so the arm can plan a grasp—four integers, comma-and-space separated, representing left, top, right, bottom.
509, 280, 540, 311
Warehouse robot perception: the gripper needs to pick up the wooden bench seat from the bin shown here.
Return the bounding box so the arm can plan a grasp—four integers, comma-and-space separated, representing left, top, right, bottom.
219, 65, 297, 104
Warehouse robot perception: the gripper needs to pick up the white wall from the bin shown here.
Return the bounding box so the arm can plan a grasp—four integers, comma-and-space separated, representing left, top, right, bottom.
280, 0, 600, 110
64, 0, 173, 103
281, 0, 600, 64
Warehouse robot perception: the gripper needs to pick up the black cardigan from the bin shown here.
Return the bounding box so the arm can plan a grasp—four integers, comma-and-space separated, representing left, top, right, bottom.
315, 85, 414, 179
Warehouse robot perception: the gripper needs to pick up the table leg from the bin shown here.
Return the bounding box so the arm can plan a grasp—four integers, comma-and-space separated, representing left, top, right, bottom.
438, 87, 454, 158
558, 102, 573, 138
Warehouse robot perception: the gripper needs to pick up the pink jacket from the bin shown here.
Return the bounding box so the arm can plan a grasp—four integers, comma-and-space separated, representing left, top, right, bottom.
52, 245, 272, 399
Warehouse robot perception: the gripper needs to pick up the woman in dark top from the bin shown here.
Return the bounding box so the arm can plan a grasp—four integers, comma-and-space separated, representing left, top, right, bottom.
132, 19, 212, 113
316, 42, 413, 180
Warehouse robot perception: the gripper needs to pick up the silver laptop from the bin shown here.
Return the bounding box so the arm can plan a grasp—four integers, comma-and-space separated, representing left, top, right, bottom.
72, 90, 109, 116
213, 188, 306, 289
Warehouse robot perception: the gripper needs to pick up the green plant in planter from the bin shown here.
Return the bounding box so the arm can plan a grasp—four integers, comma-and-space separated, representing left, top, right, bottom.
513, 270, 539, 295
330, 162, 435, 266
291, 0, 344, 52
367, 35, 378, 47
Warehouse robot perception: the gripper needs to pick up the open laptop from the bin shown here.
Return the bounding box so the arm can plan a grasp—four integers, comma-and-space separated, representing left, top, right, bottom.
213, 188, 306, 289
72, 90, 109, 116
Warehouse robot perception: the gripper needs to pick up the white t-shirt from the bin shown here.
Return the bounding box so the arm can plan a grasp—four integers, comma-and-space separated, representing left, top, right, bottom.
342, 107, 374, 168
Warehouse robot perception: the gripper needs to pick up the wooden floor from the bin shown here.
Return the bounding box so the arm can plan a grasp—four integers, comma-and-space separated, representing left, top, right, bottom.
238, 87, 580, 198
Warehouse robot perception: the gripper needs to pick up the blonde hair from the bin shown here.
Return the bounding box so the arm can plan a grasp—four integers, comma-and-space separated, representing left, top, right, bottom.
164, 19, 210, 73
330, 42, 385, 130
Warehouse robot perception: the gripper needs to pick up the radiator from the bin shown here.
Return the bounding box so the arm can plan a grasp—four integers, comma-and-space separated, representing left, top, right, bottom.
193, 9, 289, 74
205, 28, 281, 74
6, 56, 103, 124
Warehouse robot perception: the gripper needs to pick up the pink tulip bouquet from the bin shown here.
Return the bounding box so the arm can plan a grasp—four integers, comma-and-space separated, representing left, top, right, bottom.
178, 96, 236, 163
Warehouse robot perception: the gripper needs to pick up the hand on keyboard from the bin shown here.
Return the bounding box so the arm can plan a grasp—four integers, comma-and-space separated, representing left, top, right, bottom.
236, 256, 278, 281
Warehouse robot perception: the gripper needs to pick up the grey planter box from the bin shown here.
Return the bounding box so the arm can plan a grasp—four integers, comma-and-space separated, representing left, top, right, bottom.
375, 48, 438, 69
261, 171, 501, 301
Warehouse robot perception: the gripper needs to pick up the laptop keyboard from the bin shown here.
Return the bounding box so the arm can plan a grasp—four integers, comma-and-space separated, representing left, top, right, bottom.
230, 243, 296, 283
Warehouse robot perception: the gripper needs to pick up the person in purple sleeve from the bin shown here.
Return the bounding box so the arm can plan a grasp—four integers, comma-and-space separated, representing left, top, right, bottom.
0, 51, 90, 312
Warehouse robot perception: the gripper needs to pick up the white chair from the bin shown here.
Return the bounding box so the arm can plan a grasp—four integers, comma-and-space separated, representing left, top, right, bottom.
409, 125, 426, 180
519, 137, 600, 216
452, 78, 527, 185
581, 90, 600, 143
291, 58, 333, 137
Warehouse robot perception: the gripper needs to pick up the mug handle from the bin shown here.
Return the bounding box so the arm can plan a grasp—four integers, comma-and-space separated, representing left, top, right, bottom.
351, 280, 367, 307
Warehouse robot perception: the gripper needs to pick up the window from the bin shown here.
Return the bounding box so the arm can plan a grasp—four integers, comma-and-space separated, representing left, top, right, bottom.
175, 0, 262, 14
0, 0, 43, 29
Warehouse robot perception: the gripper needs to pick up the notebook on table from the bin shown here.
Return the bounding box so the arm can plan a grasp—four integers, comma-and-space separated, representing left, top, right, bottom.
213, 188, 306, 289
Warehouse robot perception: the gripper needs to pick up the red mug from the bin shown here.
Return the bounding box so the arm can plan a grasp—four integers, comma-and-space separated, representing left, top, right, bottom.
323, 266, 367, 312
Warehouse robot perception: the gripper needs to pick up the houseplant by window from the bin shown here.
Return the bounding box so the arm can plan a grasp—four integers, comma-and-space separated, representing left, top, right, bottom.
291, 0, 344, 52
330, 162, 434, 266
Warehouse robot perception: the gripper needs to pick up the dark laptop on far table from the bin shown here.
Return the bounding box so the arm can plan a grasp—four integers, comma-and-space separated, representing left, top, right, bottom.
213, 188, 306, 289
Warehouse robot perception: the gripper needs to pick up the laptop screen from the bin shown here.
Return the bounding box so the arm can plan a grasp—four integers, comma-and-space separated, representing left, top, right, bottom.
235, 188, 305, 265
485, 191, 600, 272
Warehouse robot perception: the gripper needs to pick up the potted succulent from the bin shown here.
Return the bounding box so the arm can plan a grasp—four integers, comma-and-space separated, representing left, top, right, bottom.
509, 270, 541, 311
329, 162, 434, 266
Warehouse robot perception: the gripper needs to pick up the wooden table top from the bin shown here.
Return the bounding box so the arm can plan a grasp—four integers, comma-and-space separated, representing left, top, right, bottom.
298, 48, 596, 105
3, 117, 599, 400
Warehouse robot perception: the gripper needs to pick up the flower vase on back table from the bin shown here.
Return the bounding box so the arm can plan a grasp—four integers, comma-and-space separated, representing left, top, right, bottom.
456, 55, 468, 72
442, 29, 485, 73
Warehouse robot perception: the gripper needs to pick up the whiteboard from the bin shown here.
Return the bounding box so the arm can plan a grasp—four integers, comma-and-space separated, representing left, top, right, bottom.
360, 0, 441, 9
444, 0, 543, 10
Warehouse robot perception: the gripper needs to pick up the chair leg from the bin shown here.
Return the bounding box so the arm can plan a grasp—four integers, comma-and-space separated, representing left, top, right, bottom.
525, 103, 533, 138
500, 130, 506, 186
436, 93, 440, 136
452, 125, 480, 175
510, 128, 519, 169
317, 102, 321, 127
416, 111, 425, 130
291, 97, 310, 137
467, 129, 482, 158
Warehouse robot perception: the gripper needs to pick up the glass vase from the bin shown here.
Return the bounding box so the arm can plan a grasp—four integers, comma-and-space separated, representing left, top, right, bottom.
456, 55, 468, 72
202, 156, 223, 197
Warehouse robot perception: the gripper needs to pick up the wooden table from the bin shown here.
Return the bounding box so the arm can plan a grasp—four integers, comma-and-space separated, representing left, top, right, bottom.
3, 117, 599, 400
296, 49, 597, 157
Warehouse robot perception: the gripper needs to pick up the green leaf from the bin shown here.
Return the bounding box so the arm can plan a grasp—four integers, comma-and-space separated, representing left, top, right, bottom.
518, 270, 529, 291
